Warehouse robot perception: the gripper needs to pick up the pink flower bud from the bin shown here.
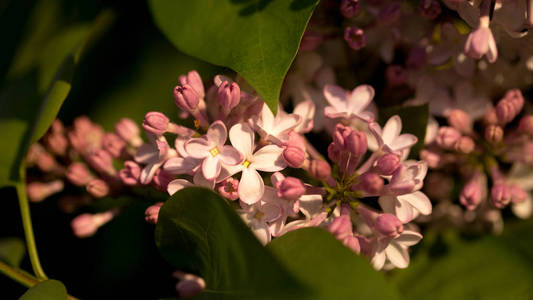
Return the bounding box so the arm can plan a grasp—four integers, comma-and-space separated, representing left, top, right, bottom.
119, 161, 141, 186
378, 2, 402, 25
344, 26, 366, 50
491, 183, 512, 208
115, 118, 142, 147
464, 27, 497, 63
299, 31, 323, 51
35, 151, 59, 173
358, 172, 384, 194
460, 175, 483, 210
376, 213, 404, 237
175, 272, 206, 299
71, 211, 114, 238
145, 202, 163, 224
87, 149, 116, 176
153, 169, 173, 191
483, 108, 499, 125
45, 132, 68, 156
178, 70, 205, 99
420, 149, 442, 169
505, 89, 524, 114
374, 153, 401, 175
418, 0, 441, 19
518, 115, 533, 135
142, 112, 170, 136
86, 179, 110, 198
217, 178, 239, 200
173, 84, 200, 112
102, 133, 126, 157
27, 180, 64, 202
510, 184, 528, 204
309, 160, 331, 180
217, 81, 241, 111
345, 130, 367, 157
328, 143, 341, 163
447, 109, 471, 134
328, 215, 353, 240
386, 65, 407, 86
66, 162, 93, 186
282, 145, 306, 168
276, 177, 306, 200
340, 0, 361, 18
496, 99, 517, 125
436, 127, 461, 149
454, 136, 475, 154
484, 125, 503, 144
342, 236, 361, 253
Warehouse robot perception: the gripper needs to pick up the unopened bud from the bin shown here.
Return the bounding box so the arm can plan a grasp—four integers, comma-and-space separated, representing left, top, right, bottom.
510, 184, 528, 204
86, 179, 110, 198
376, 213, 404, 237
66, 162, 93, 186
276, 177, 306, 200
358, 172, 384, 194
119, 161, 141, 186
496, 99, 517, 125
344, 26, 366, 50
87, 149, 116, 176
447, 109, 471, 134
175, 272, 206, 299
420, 149, 442, 168
491, 183, 512, 208
436, 127, 461, 149
282, 145, 306, 168
485, 125, 503, 144
518, 115, 533, 135
102, 133, 126, 157
145, 202, 164, 224
345, 130, 367, 157
217, 81, 241, 111
178, 70, 205, 98
174, 84, 200, 112
374, 153, 401, 175
153, 169, 173, 191
71, 211, 114, 238
505, 89, 524, 114
309, 160, 331, 180
27, 180, 64, 202
115, 118, 142, 147
460, 175, 483, 210
142, 112, 170, 136
454, 136, 475, 154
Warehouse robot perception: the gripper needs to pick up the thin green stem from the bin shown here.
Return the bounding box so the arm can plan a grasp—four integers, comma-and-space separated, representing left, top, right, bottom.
0, 261, 39, 288
16, 183, 47, 280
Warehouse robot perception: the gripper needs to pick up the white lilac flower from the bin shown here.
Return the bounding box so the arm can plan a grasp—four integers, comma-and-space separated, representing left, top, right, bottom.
323, 84, 375, 122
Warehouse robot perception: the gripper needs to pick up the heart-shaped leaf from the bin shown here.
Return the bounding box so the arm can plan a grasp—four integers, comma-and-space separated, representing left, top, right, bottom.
0, 237, 26, 267
20, 279, 67, 300
149, 0, 319, 113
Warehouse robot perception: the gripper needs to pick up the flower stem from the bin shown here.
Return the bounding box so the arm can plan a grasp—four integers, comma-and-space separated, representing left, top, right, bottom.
0, 261, 39, 288
16, 183, 47, 280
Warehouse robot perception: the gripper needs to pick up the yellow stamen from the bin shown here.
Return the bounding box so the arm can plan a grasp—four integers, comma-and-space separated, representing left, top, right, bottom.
194, 119, 200, 129
209, 147, 220, 157
242, 159, 251, 168
254, 211, 264, 220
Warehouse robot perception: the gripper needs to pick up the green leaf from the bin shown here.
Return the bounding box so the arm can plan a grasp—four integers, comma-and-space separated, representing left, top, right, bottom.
268, 227, 401, 300
393, 223, 533, 299
149, 0, 319, 113
19, 279, 67, 300
0, 11, 113, 186
0, 238, 26, 267
155, 187, 305, 299
379, 103, 429, 157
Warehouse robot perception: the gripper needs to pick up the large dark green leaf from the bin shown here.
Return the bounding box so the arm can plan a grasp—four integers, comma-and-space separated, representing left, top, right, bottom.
379, 103, 429, 157
0, 11, 113, 186
393, 223, 533, 299
19, 279, 67, 300
149, 0, 319, 113
268, 227, 401, 300
0, 237, 25, 267
155, 187, 305, 299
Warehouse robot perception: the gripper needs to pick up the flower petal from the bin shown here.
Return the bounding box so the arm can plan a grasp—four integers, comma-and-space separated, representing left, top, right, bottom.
390, 134, 418, 151
220, 145, 243, 166
324, 106, 346, 119
167, 179, 193, 196
398, 191, 432, 216
252, 145, 287, 172
206, 120, 228, 146
140, 161, 162, 185
382, 115, 402, 146
238, 168, 264, 204
323, 84, 347, 110
229, 123, 254, 156
185, 138, 210, 159
347, 85, 374, 114
202, 156, 221, 180
135, 144, 158, 164
299, 194, 323, 219
385, 242, 409, 269
163, 157, 199, 175
395, 230, 422, 247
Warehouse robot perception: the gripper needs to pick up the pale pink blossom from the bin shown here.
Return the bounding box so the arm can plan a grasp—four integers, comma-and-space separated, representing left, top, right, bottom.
135, 134, 177, 184
368, 115, 418, 154
323, 84, 375, 122
250, 103, 301, 145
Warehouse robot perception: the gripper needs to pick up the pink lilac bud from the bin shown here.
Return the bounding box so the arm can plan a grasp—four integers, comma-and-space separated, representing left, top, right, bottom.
484, 125, 503, 144
299, 31, 323, 51
66, 162, 93, 186
27, 180, 64, 202
309, 160, 331, 180
357, 172, 384, 194
276, 177, 306, 200
436, 127, 461, 149
418, 0, 441, 19
87, 149, 116, 176
173, 84, 200, 112
345, 130, 367, 157
45, 132, 68, 156
447, 109, 471, 134
483, 108, 498, 125
115, 118, 142, 147
328, 215, 353, 240
454, 136, 475, 154
153, 169, 173, 191
491, 183, 512, 208
374, 153, 401, 175
282, 145, 306, 168
460, 175, 483, 210
142, 112, 170, 136
495, 99, 518, 125
505, 89, 524, 114
378, 2, 402, 25
376, 213, 404, 238
217, 81, 241, 111
145, 202, 164, 224
518, 115, 533, 135
420, 149, 442, 169
510, 185, 528, 203
102, 133, 126, 158
344, 26, 366, 50
340, 0, 361, 18
386, 65, 407, 86
119, 161, 141, 186
328, 143, 341, 163
342, 236, 361, 253
35, 151, 59, 172
217, 178, 239, 200
71, 211, 114, 238
464, 27, 497, 63
86, 179, 110, 198
178, 70, 205, 99
175, 272, 206, 299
